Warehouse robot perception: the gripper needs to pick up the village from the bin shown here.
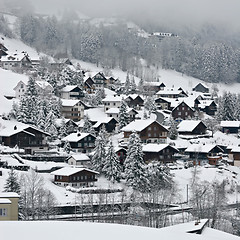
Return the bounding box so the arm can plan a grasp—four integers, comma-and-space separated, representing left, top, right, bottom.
1, 32, 240, 234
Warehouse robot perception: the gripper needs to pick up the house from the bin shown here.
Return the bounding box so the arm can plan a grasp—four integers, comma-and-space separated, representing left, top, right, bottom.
185, 144, 224, 165
142, 144, 179, 164
228, 146, 240, 166
91, 72, 107, 90
0, 52, 32, 70
14, 80, 54, 99
192, 83, 209, 93
0, 119, 50, 154
177, 120, 207, 135
0, 43, 8, 58
0, 192, 19, 221
124, 94, 144, 109
156, 88, 188, 99
199, 100, 217, 116
92, 117, 118, 133
220, 121, 240, 134
55, 118, 78, 134
67, 154, 91, 167
155, 97, 172, 110
61, 99, 87, 122
121, 119, 168, 143
84, 76, 95, 93
143, 82, 166, 94
171, 101, 195, 121
106, 108, 138, 122
51, 167, 98, 188
62, 132, 96, 153
102, 95, 122, 112
60, 85, 85, 100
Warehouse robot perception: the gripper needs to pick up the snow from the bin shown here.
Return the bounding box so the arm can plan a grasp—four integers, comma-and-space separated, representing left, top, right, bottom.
185, 144, 222, 153
220, 121, 240, 128
61, 99, 80, 107
0, 192, 19, 198
1, 220, 239, 240
121, 119, 155, 132
69, 154, 90, 161
84, 107, 107, 121
0, 198, 11, 204
102, 95, 122, 102
142, 143, 173, 152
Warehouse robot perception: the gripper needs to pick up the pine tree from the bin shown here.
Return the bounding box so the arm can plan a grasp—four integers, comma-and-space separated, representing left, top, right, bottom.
63, 140, 72, 153
123, 73, 131, 95
168, 116, 178, 140
82, 115, 95, 135
124, 132, 149, 191
144, 96, 156, 115
59, 117, 67, 138
138, 78, 144, 94
91, 130, 106, 173
102, 141, 121, 183
4, 168, 21, 194
119, 100, 129, 129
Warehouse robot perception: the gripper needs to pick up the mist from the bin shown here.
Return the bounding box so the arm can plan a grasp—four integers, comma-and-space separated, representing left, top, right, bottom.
27, 0, 240, 30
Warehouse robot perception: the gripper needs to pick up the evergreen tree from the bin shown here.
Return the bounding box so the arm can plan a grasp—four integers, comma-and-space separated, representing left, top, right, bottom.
102, 141, 121, 183
168, 116, 178, 140
118, 100, 129, 129
144, 96, 156, 115
123, 73, 131, 95
59, 117, 67, 138
143, 108, 148, 120
36, 105, 46, 131
81, 115, 95, 135
130, 76, 137, 92
138, 78, 144, 94
63, 140, 72, 154
124, 132, 149, 191
45, 110, 57, 140
4, 168, 21, 194
91, 130, 106, 173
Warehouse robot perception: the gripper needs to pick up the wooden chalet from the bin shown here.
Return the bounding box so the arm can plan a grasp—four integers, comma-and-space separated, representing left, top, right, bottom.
51, 167, 98, 188
171, 101, 195, 121
220, 121, 240, 134
143, 82, 166, 94
67, 154, 91, 167
84, 76, 95, 93
62, 132, 96, 153
55, 118, 78, 134
92, 72, 107, 90
185, 144, 224, 165
192, 83, 209, 93
121, 119, 168, 143
177, 120, 207, 135
61, 85, 85, 100
228, 146, 240, 166
92, 117, 118, 133
102, 95, 122, 112
124, 94, 144, 109
155, 97, 172, 110
156, 88, 188, 99
142, 144, 179, 164
199, 100, 217, 116
0, 119, 50, 154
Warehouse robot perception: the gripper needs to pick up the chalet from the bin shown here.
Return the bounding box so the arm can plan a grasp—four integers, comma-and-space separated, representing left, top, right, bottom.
155, 97, 172, 110
156, 88, 188, 99
61, 99, 87, 122
142, 144, 179, 164
67, 154, 91, 167
0, 43, 8, 58
84, 76, 95, 93
102, 95, 122, 112
192, 83, 209, 93
54, 118, 78, 134
143, 82, 166, 94
106, 108, 138, 122
0, 192, 19, 221
60, 85, 85, 100
50, 58, 73, 69
92, 117, 118, 133
171, 101, 195, 121
91, 72, 107, 90
185, 144, 224, 165
199, 100, 217, 116
121, 119, 168, 143
228, 146, 240, 166
220, 121, 240, 134
0, 53, 32, 70
51, 167, 98, 188
0, 119, 50, 154
14, 80, 53, 99
124, 94, 144, 109
62, 132, 96, 153
177, 120, 207, 135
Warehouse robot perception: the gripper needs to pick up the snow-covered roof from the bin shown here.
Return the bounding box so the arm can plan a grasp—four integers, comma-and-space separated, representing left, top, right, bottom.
69, 154, 90, 161
62, 132, 95, 142
198, 100, 215, 108
106, 108, 119, 114
0, 192, 20, 198
122, 119, 166, 132
0, 199, 11, 204
102, 95, 122, 102
0, 52, 30, 62
185, 144, 223, 153
142, 144, 178, 153
220, 121, 240, 128
156, 88, 185, 96
92, 117, 116, 128
61, 85, 79, 92
84, 107, 107, 122
61, 99, 80, 107
51, 167, 98, 176
178, 120, 205, 132
230, 146, 240, 153
36, 80, 52, 89
1, 219, 238, 240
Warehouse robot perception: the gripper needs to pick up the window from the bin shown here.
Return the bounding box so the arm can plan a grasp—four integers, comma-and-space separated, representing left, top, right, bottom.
148, 127, 152, 131
148, 133, 151, 137
185, 112, 188, 116
178, 112, 181, 116
182, 107, 185, 110
0, 208, 7, 216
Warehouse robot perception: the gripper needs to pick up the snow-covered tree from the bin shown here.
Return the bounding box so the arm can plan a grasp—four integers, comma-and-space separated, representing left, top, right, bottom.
118, 100, 129, 129
102, 141, 122, 183
4, 168, 21, 194
81, 115, 95, 135
91, 130, 106, 173
59, 117, 67, 138
168, 116, 178, 140
124, 132, 149, 192
63, 140, 72, 153
144, 96, 156, 115
123, 73, 131, 95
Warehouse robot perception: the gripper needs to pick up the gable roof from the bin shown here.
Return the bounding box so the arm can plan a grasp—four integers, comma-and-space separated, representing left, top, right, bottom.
51, 167, 98, 176
220, 121, 240, 128
62, 132, 95, 142
185, 144, 223, 153
102, 95, 122, 102
142, 144, 178, 153
68, 154, 90, 161
61, 99, 80, 107
122, 119, 168, 132
177, 120, 206, 132
61, 85, 81, 92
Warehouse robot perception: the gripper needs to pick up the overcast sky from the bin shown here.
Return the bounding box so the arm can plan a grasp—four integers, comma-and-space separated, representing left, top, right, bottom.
24, 0, 240, 29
